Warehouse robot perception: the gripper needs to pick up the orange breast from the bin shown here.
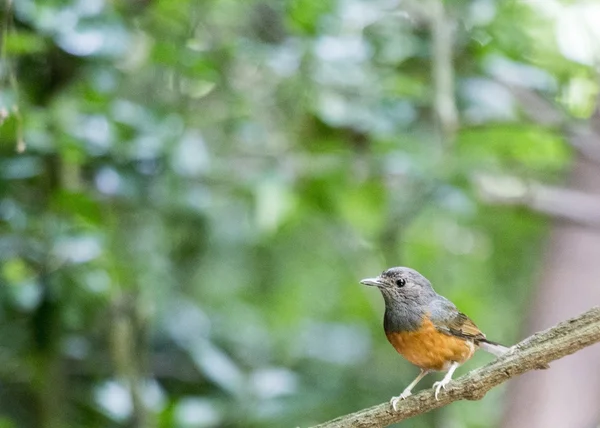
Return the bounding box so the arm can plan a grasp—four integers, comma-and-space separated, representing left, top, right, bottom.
386, 317, 476, 371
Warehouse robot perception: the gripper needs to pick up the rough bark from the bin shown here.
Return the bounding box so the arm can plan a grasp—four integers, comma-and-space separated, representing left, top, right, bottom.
310, 306, 600, 428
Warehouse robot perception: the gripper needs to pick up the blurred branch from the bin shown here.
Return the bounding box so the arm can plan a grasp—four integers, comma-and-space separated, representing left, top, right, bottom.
474, 174, 600, 228
310, 306, 600, 428
111, 294, 149, 428
568, 126, 600, 165
399, 0, 458, 142
0, 0, 25, 152
505, 84, 600, 165
507, 85, 566, 127
430, 0, 458, 143
397, 0, 431, 24
376, 0, 459, 265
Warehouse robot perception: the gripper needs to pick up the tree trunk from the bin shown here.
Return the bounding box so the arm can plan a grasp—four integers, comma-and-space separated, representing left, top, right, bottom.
501, 154, 600, 428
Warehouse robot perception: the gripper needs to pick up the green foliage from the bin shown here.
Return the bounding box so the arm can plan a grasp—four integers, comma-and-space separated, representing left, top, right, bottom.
458, 124, 570, 174
4, 31, 46, 55
0, 0, 596, 427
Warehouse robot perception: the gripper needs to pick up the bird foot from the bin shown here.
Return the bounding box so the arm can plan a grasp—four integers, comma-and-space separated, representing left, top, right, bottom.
390, 390, 412, 410
432, 379, 450, 400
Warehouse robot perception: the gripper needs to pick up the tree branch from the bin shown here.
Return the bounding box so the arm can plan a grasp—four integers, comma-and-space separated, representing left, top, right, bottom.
473, 173, 600, 228
430, 0, 458, 143
503, 83, 600, 166
310, 306, 600, 428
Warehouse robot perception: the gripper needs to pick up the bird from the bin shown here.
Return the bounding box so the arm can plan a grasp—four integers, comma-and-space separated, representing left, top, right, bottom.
361, 266, 509, 410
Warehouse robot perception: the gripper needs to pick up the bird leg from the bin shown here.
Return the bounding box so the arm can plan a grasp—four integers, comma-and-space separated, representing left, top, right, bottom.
390, 369, 429, 410
432, 361, 459, 400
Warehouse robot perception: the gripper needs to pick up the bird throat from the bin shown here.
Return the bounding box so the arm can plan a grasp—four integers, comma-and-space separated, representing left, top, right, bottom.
381, 291, 425, 333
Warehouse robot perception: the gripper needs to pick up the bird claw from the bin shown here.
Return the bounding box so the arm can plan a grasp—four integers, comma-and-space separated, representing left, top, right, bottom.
432, 379, 450, 400
390, 390, 411, 410
399, 390, 412, 400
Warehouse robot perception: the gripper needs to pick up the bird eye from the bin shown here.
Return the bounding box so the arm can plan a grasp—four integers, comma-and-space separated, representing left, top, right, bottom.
396, 278, 406, 287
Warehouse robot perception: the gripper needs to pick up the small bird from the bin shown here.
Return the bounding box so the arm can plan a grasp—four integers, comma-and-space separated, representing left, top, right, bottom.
361, 267, 509, 409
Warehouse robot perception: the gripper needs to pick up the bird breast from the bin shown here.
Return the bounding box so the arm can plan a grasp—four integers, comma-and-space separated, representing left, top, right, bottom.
385, 317, 476, 371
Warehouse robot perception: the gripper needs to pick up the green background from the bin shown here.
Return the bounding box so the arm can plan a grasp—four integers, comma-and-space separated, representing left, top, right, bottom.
0, 0, 597, 427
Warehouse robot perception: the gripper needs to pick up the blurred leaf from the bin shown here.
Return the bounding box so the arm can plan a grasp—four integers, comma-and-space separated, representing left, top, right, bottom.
0, 417, 17, 428
457, 125, 571, 172
286, 0, 333, 35
2, 0, 594, 427
1, 258, 31, 283
51, 191, 103, 226
5, 31, 47, 55
337, 180, 385, 236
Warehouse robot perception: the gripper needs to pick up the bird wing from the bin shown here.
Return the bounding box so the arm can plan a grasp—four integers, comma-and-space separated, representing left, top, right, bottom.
437, 312, 487, 341
429, 297, 487, 342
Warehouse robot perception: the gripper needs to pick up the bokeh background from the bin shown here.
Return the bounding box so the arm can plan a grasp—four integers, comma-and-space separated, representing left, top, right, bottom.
1, 0, 600, 427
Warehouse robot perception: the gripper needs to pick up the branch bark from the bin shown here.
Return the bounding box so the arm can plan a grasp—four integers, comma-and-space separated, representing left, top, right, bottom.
310, 306, 600, 428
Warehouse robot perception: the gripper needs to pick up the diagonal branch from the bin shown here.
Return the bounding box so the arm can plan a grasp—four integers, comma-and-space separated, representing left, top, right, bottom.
310, 306, 600, 428
504, 83, 600, 165
473, 173, 600, 228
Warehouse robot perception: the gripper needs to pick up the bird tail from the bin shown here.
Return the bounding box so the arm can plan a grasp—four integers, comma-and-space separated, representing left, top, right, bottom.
479, 339, 510, 357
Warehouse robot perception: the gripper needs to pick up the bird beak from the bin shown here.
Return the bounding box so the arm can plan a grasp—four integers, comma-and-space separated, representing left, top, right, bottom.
360, 277, 383, 287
